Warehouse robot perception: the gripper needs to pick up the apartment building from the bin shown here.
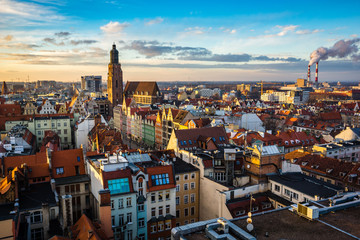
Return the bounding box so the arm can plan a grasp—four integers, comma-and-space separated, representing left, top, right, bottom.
174, 159, 200, 226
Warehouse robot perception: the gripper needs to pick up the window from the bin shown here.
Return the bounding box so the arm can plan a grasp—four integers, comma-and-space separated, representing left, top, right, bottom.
111, 216, 115, 226
138, 234, 145, 240
75, 166, 80, 175
138, 203, 144, 212
166, 205, 170, 214
108, 178, 130, 194
52, 123, 55, 128
56, 167, 64, 175
184, 195, 189, 204
235, 210, 245, 216
64, 137, 68, 142
151, 193, 156, 203
251, 206, 259, 212
165, 221, 171, 230
191, 173, 195, 179
184, 208, 189, 217
126, 197, 132, 207
215, 172, 226, 182
184, 174, 189, 180
126, 213, 132, 223
176, 197, 180, 205
191, 182, 195, 189
275, 184, 280, 192
158, 192, 163, 202
184, 183, 188, 191
176, 184, 180, 192
191, 207, 195, 215
176, 210, 180, 218
151, 224, 157, 233
31, 228, 44, 240
119, 214, 124, 226
37, 123, 41, 128
57, 122, 60, 127
138, 218, 145, 228
37, 131, 41, 135
175, 175, 180, 181
151, 173, 170, 186
30, 211, 43, 223
190, 194, 195, 203
127, 230, 132, 240
159, 206, 163, 216
118, 198, 124, 209
138, 181, 143, 188
64, 122, 67, 126
151, 207, 156, 217
158, 223, 164, 232
64, 129, 67, 134
166, 190, 170, 200
111, 200, 115, 209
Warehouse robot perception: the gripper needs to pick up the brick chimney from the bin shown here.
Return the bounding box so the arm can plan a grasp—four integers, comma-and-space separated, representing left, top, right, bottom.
99, 189, 113, 238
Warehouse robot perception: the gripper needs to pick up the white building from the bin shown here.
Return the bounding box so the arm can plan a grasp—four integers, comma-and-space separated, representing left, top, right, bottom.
75, 114, 107, 149
39, 100, 57, 114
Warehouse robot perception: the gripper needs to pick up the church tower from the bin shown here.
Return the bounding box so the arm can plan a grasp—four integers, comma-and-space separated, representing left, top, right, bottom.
107, 43, 123, 106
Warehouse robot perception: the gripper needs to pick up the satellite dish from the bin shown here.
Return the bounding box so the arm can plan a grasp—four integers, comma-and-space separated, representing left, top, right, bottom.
247, 223, 254, 232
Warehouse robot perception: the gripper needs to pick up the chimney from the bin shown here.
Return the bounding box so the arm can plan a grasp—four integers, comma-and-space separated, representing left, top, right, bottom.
307, 65, 311, 83
95, 114, 101, 126
315, 62, 319, 88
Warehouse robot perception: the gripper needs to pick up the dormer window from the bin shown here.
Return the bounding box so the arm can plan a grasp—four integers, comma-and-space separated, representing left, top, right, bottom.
285, 141, 289, 145
302, 162, 308, 166
327, 169, 333, 174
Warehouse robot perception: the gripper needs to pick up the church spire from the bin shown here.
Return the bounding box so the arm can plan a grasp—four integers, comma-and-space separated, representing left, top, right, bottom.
110, 43, 119, 64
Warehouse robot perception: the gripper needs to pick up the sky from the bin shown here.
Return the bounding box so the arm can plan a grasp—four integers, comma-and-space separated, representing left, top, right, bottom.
0, 0, 360, 83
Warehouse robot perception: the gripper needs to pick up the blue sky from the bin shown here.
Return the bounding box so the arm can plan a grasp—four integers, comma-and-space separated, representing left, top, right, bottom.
0, 0, 359, 83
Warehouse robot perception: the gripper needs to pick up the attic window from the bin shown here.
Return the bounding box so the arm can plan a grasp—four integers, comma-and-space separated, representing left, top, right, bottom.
184, 141, 187, 145
189, 140, 192, 145
327, 169, 333, 174
290, 140, 294, 144
302, 162, 308, 166
285, 141, 289, 145
235, 210, 245, 216
212, 137, 216, 142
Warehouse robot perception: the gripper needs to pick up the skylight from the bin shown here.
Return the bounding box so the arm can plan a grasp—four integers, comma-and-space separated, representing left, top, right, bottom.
151, 173, 170, 186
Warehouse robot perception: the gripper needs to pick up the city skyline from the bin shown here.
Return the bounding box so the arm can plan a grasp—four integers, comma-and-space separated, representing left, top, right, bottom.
1, 0, 360, 83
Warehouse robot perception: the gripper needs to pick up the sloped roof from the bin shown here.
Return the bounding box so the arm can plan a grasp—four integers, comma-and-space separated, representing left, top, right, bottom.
145, 165, 176, 192
295, 154, 355, 181
124, 81, 159, 96
51, 149, 85, 178
71, 214, 109, 240
174, 126, 229, 149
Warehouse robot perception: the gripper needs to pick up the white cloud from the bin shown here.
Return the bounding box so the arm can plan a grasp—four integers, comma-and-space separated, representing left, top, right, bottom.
145, 17, 164, 26
223, 29, 236, 34
250, 25, 299, 39
296, 29, 323, 35
0, 0, 64, 24
276, 25, 298, 36
100, 21, 130, 34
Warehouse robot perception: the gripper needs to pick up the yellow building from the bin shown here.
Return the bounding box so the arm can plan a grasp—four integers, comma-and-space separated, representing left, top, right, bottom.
174, 159, 200, 226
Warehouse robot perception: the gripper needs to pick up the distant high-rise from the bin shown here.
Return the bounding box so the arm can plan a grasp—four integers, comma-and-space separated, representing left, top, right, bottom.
81, 75, 102, 92
1, 81, 7, 95
107, 43, 123, 105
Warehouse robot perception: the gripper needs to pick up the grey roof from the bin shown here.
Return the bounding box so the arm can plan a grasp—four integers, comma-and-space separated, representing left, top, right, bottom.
351, 128, 360, 136
268, 173, 342, 198
19, 182, 57, 211
54, 174, 90, 185
173, 158, 199, 174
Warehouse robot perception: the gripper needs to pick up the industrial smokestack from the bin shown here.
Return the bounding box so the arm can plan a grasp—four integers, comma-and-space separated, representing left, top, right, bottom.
307, 65, 311, 83
315, 62, 319, 88
309, 38, 360, 66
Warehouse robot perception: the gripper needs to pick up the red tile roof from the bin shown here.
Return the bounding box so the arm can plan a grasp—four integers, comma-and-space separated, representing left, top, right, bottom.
51, 149, 85, 178
146, 165, 176, 192
174, 127, 229, 149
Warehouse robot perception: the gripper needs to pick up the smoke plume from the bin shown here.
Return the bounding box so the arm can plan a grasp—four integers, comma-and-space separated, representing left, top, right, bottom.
309, 38, 360, 65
